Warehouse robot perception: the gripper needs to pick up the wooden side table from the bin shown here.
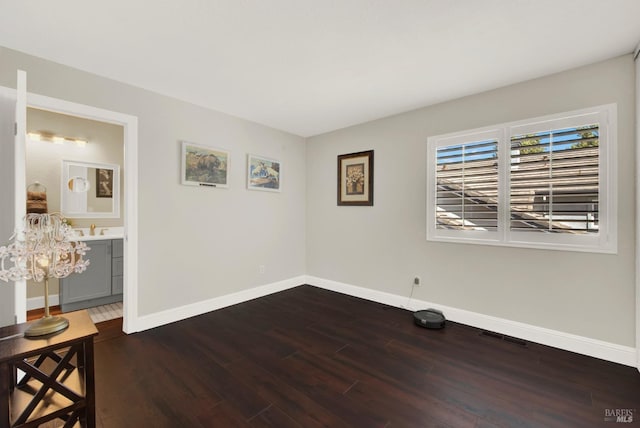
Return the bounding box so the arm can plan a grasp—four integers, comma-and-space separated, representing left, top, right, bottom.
0, 310, 98, 427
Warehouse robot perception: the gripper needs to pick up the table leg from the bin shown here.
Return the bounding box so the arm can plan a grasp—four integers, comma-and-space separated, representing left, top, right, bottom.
0, 362, 10, 427
83, 338, 96, 428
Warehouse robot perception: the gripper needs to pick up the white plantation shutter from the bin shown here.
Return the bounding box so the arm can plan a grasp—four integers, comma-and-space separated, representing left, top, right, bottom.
510, 125, 599, 234
436, 140, 499, 231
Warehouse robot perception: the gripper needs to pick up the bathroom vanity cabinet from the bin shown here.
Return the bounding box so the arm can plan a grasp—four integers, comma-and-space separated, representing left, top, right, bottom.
60, 238, 123, 312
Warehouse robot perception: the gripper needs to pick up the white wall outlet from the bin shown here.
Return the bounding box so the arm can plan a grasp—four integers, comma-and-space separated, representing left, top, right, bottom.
413, 276, 421, 286
258, 265, 265, 274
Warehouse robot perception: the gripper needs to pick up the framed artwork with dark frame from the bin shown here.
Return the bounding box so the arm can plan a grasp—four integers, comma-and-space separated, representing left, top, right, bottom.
337, 150, 374, 206
96, 168, 114, 198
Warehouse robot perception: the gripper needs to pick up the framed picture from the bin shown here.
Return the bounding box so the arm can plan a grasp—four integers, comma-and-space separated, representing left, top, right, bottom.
181, 141, 229, 188
247, 154, 281, 192
337, 150, 374, 206
96, 168, 114, 198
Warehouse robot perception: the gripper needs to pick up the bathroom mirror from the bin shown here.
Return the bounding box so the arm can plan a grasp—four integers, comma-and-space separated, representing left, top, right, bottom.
61, 160, 120, 218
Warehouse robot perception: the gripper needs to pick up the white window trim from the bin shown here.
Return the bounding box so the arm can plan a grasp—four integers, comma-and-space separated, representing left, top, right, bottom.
426, 104, 617, 254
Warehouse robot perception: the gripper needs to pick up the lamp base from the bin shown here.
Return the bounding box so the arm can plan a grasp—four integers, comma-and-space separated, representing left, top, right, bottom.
24, 315, 69, 338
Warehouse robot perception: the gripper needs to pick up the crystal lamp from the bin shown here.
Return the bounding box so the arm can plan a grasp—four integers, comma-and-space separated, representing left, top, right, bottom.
0, 213, 90, 337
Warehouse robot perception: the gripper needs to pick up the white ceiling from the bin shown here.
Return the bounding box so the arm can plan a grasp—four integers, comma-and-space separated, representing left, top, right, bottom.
1, 1, 639, 137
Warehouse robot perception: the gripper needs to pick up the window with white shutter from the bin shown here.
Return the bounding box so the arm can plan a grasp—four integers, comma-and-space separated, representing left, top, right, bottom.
436, 139, 499, 231
510, 125, 599, 234
427, 105, 616, 253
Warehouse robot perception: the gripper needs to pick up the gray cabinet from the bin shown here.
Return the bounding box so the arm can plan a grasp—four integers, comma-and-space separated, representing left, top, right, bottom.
60, 239, 123, 312
111, 239, 123, 294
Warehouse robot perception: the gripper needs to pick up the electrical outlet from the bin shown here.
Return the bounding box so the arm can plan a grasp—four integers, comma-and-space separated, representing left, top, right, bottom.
258, 265, 265, 274
413, 276, 421, 286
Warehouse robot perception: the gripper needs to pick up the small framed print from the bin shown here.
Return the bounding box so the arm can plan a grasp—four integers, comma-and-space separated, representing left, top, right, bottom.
96, 168, 113, 198
181, 141, 229, 188
337, 150, 373, 206
247, 154, 281, 192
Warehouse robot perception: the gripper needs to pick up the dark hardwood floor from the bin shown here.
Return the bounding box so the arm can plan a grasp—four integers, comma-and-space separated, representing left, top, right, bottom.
87, 285, 639, 427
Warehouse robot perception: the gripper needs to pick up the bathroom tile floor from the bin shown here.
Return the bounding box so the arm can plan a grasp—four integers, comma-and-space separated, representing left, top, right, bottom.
87, 302, 123, 323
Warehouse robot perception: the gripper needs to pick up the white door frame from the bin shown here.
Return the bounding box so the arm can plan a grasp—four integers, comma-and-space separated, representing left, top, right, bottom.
15, 89, 139, 333
634, 42, 640, 372
13, 72, 27, 323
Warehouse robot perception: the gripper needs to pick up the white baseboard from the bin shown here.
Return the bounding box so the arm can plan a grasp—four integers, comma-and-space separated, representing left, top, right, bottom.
134, 276, 305, 332
305, 275, 637, 367
27, 294, 59, 310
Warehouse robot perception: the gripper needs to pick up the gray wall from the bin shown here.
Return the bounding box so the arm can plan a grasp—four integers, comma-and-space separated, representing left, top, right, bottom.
0, 91, 16, 326
0, 46, 307, 317
307, 54, 636, 347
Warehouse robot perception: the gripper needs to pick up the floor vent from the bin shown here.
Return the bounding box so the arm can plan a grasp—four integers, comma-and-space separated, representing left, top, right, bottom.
480, 330, 528, 347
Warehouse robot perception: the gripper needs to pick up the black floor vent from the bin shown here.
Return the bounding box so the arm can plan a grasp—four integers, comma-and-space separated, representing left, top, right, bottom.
480, 330, 528, 347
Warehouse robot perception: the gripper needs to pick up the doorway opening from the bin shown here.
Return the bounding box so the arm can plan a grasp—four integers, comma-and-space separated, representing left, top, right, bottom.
26, 107, 124, 322
21, 92, 139, 333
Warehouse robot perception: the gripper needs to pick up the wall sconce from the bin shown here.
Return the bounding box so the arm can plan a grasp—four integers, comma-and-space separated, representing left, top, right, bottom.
27, 131, 88, 147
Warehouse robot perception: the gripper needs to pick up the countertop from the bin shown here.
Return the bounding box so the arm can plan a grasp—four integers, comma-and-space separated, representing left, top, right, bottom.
73, 226, 124, 241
